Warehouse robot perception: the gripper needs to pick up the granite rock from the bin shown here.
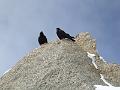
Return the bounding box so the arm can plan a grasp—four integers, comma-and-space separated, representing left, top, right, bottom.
0, 32, 120, 90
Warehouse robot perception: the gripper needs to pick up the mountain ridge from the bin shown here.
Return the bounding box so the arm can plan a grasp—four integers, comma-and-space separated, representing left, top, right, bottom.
0, 32, 120, 90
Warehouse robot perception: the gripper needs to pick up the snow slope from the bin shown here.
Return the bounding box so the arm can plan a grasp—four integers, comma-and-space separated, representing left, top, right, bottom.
95, 85, 120, 90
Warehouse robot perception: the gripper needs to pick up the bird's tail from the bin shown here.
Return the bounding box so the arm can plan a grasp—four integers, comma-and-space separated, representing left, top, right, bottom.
71, 38, 75, 41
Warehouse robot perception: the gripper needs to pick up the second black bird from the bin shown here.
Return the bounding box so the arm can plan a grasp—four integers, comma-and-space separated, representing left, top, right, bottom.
56, 28, 75, 41
38, 31, 48, 45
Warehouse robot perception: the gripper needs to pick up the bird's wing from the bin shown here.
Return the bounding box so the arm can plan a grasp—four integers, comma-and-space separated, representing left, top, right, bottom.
66, 33, 74, 38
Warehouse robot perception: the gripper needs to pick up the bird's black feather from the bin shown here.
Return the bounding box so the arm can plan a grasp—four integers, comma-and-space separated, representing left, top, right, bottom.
38, 31, 48, 45
56, 28, 75, 41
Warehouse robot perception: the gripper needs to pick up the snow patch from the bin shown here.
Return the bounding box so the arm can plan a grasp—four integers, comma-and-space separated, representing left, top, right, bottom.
87, 52, 113, 87
87, 52, 98, 69
94, 85, 120, 90
100, 74, 112, 86
100, 56, 106, 63
3, 68, 12, 75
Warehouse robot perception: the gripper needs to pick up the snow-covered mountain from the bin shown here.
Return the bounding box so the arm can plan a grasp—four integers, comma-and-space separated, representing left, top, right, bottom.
0, 32, 120, 90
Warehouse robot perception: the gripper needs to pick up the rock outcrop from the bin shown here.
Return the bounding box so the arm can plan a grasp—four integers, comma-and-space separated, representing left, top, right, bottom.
0, 32, 120, 90
76, 32, 120, 87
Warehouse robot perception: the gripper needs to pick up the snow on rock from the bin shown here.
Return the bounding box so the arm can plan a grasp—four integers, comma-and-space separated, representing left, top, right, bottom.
100, 56, 106, 63
87, 52, 113, 87
3, 68, 12, 75
87, 52, 98, 69
100, 74, 112, 86
94, 85, 120, 90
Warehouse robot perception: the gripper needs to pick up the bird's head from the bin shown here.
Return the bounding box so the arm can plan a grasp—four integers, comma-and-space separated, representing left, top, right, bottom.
56, 28, 62, 32
40, 31, 44, 36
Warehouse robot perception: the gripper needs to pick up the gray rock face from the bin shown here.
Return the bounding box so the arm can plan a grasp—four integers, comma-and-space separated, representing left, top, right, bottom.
75, 32, 96, 54
0, 32, 120, 90
76, 32, 120, 86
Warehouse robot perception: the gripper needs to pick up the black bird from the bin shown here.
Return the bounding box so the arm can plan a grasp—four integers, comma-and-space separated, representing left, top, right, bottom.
38, 31, 48, 45
56, 28, 75, 41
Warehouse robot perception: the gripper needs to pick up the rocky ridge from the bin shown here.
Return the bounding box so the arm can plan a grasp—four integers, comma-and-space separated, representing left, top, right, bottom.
0, 32, 120, 90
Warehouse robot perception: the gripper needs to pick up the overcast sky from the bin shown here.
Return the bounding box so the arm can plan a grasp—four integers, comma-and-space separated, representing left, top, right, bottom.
0, 0, 120, 76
